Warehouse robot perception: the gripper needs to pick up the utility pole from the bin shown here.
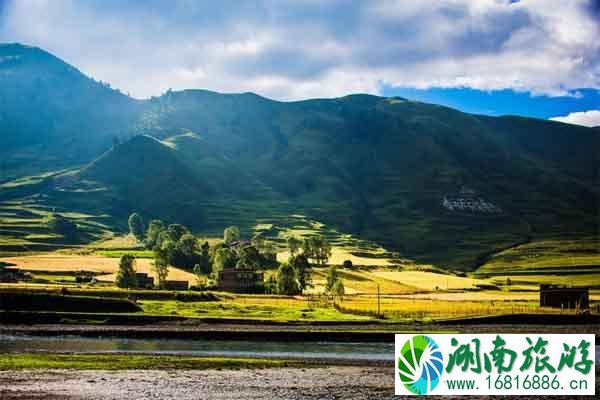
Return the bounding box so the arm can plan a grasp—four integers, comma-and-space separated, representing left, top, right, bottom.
377, 283, 381, 318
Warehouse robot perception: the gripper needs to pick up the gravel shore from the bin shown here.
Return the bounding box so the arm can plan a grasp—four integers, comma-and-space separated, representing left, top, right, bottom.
0, 367, 394, 400
2, 367, 599, 399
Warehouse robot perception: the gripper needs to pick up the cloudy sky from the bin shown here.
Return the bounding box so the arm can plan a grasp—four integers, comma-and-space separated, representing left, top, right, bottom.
1, 0, 599, 125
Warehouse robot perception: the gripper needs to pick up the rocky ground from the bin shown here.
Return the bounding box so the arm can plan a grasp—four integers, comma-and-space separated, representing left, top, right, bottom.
1, 367, 394, 400
2, 367, 599, 399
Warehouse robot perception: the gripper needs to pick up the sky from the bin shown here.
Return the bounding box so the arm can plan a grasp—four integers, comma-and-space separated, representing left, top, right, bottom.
0, 0, 599, 126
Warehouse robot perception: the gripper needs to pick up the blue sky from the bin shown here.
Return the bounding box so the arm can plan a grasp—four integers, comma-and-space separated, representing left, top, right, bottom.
382, 86, 600, 120
0, 0, 599, 125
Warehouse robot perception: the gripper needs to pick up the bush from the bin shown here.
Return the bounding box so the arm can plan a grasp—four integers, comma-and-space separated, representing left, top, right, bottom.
276, 262, 300, 295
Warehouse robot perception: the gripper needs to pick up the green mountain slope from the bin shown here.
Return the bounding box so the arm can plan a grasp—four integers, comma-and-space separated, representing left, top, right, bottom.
0, 43, 141, 178
0, 43, 598, 269
135, 92, 599, 267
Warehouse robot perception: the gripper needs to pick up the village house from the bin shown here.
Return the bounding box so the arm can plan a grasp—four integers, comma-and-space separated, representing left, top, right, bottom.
135, 273, 154, 289
539, 284, 590, 310
218, 268, 264, 293
0, 267, 27, 283
442, 186, 501, 213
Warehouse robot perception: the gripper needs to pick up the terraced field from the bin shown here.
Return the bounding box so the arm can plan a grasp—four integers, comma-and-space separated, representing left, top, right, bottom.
0, 197, 112, 255
475, 237, 600, 289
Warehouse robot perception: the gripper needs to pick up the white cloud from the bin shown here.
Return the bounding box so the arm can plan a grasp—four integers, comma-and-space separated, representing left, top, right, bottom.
550, 110, 600, 127
0, 0, 598, 100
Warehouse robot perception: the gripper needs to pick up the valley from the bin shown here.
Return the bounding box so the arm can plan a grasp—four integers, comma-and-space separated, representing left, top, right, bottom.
0, 42, 599, 335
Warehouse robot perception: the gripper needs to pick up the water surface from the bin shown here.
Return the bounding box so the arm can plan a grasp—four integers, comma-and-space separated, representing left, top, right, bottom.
0, 334, 393, 361
1, 335, 598, 364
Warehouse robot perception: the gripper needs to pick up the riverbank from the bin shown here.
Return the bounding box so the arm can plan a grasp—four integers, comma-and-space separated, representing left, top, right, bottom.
1, 322, 599, 341
1, 367, 599, 400
1, 367, 393, 400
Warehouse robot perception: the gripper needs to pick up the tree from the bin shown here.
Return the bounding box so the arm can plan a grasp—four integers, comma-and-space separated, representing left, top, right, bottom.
193, 264, 205, 285
276, 263, 300, 295
145, 219, 165, 249
313, 235, 332, 266
178, 233, 198, 257
128, 213, 145, 241
290, 254, 311, 291
343, 259, 353, 269
201, 241, 210, 258
212, 247, 237, 274
46, 213, 79, 242
252, 232, 265, 252
287, 236, 301, 256
325, 265, 341, 293
153, 250, 169, 288
116, 254, 137, 288
264, 275, 277, 294
303, 235, 331, 266
223, 226, 240, 245
331, 279, 345, 301
196, 241, 211, 274
166, 224, 190, 242
236, 245, 262, 269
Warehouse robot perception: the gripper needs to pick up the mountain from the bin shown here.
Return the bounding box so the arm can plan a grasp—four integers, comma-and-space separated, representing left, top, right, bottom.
0, 43, 141, 177
1, 43, 599, 269
134, 92, 599, 267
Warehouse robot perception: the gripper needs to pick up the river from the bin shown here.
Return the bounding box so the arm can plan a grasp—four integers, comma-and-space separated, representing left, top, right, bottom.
1, 335, 598, 364
0, 334, 393, 362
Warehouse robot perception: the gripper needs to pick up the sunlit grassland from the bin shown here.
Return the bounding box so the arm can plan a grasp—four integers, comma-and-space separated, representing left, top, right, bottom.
309, 267, 416, 295
336, 296, 566, 320
0, 254, 197, 284
477, 237, 600, 273
259, 214, 408, 267
139, 295, 370, 321
368, 270, 490, 291
488, 273, 600, 289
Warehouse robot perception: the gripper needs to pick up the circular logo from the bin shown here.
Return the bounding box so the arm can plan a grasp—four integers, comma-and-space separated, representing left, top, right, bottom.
397, 335, 444, 395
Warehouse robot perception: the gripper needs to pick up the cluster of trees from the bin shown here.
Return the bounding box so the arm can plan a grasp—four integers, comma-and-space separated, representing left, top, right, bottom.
274, 235, 334, 295
125, 213, 344, 298
127, 214, 280, 284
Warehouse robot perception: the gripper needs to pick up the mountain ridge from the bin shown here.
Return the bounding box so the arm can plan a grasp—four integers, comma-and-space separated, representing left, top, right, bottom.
1, 43, 598, 269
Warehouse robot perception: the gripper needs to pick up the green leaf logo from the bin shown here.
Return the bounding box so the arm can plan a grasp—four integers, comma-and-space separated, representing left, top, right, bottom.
397, 335, 444, 395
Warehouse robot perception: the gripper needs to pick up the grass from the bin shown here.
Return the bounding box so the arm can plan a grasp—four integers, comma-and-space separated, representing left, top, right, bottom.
0, 354, 292, 370
336, 295, 593, 321
139, 296, 370, 321
368, 270, 490, 291
478, 237, 600, 273
97, 250, 155, 258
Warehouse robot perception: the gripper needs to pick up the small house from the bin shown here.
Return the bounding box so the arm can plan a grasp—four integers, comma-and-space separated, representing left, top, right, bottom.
0, 267, 27, 283
218, 268, 264, 293
539, 284, 589, 310
135, 273, 155, 289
